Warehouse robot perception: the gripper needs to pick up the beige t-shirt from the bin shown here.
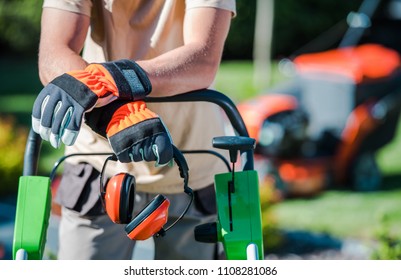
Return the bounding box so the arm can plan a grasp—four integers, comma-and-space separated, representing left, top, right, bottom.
42, 0, 236, 193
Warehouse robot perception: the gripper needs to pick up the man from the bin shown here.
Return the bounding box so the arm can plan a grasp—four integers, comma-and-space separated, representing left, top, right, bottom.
34, 0, 236, 260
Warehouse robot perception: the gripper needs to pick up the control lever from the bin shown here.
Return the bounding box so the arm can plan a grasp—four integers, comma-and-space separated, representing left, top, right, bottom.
213, 136, 255, 231
212, 136, 256, 164
194, 136, 256, 243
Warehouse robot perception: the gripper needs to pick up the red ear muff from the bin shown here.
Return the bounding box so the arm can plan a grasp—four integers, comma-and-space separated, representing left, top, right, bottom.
104, 173, 135, 224
100, 146, 192, 241
125, 194, 170, 240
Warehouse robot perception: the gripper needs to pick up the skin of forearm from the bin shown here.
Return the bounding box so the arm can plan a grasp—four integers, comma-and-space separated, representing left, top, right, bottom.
139, 8, 231, 97
38, 8, 89, 86
38, 47, 88, 86
39, 44, 215, 96
137, 43, 221, 97
40, 42, 221, 97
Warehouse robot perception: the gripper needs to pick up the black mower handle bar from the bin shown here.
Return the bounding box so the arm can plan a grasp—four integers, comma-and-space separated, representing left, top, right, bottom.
23, 89, 253, 176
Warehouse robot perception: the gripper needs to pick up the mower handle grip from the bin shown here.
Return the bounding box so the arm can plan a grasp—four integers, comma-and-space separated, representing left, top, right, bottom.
23, 128, 42, 176
23, 89, 253, 176
145, 89, 254, 170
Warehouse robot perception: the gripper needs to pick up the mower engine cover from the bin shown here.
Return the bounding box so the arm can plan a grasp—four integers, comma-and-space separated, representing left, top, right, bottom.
257, 108, 309, 158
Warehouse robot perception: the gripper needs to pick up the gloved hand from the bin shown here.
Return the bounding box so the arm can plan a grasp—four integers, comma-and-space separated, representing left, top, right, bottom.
85, 100, 173, 165
32, 60, 152, 148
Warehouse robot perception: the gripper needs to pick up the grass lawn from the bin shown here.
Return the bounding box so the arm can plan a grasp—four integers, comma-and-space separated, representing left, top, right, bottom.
214, 60, 289, 103
270, 187, 401, 240
2, 58, 401, 257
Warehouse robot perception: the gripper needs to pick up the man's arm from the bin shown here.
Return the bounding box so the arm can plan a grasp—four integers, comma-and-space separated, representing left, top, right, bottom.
38, 8, 90, 85
137, 7, 232, 97
39, 7, 231, 95
34, 6, 232, 154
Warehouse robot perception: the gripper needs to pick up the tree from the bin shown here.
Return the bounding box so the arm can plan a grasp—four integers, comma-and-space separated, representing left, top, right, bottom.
253, 0, 274, 90
0, 0, 42, 55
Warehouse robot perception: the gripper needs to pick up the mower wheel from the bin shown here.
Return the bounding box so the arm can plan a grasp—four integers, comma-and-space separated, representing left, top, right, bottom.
351, 152, 382, 192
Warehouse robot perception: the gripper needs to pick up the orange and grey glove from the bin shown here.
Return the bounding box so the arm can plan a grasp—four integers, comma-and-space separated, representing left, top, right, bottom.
32, 60, 151, 148
85, 100, 173, 165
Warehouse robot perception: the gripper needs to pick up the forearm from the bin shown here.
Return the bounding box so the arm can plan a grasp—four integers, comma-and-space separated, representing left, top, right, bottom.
137, 7, 231, 97
137, 44, 220, 97
38, 8, 90, 85
39, 48, 88, 85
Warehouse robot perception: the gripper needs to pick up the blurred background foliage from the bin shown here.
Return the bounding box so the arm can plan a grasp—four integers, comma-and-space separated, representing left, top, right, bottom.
2, 0, 401, 259
0, 0, 363, 59
0, 0, 41, 56
225, 0, 361, 59
0, 116, 27, 195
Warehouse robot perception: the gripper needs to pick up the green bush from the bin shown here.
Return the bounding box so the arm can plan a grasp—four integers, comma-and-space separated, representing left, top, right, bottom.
0, 0, 362, 59
272, 0, 361, 58
0, 115, 27, 195
224, 0, 361, 60
372, 228, 401, 260
0, 0, 42, 55
371, 214, 401, 260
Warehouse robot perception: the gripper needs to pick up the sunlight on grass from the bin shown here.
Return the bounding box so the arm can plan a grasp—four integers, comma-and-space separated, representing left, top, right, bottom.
215, 61, 259, 102
271, 189, 401, 241
214, 60, 290, 103
376, 120, 401, 175
0, 94, 36, 113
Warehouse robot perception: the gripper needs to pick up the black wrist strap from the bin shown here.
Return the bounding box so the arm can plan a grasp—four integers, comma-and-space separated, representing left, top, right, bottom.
101, 59, 152, 100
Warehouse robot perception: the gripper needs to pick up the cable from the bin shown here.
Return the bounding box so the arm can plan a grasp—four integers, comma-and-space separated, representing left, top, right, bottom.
49, 152, 113, 181
181, 149, 231, 172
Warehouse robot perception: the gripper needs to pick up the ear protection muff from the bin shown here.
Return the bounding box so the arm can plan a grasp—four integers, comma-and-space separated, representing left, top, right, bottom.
99, 146, 193, 240
125, 194, 170, 240
103, 172, 136, 224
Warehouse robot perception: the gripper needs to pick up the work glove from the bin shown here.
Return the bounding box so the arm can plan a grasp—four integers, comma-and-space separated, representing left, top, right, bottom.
85, 100, 174, 165
32, 60, 152, 148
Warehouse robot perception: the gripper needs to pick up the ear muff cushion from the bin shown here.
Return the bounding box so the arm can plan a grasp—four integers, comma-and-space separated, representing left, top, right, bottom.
105, 173, 135, 224
125, 194, 170, 240
118, 173, 135, 223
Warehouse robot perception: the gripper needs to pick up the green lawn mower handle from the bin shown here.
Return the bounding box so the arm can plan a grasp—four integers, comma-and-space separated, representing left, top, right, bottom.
147, 90, 264, 260
13, 128, 51, 260
14, 89, 263, 260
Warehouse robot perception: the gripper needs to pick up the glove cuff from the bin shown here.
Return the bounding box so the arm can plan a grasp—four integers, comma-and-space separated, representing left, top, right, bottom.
101, 60, 152, 100
51, 73, 99, 110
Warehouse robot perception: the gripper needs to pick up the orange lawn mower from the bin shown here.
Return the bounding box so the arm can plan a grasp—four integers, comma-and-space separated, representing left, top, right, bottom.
237, 0, 401, 197
238, 43, 401, 197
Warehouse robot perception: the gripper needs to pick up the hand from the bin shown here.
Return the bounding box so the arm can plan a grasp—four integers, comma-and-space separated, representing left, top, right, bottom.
85, 100, 173, 165
32, 60, 152, 148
